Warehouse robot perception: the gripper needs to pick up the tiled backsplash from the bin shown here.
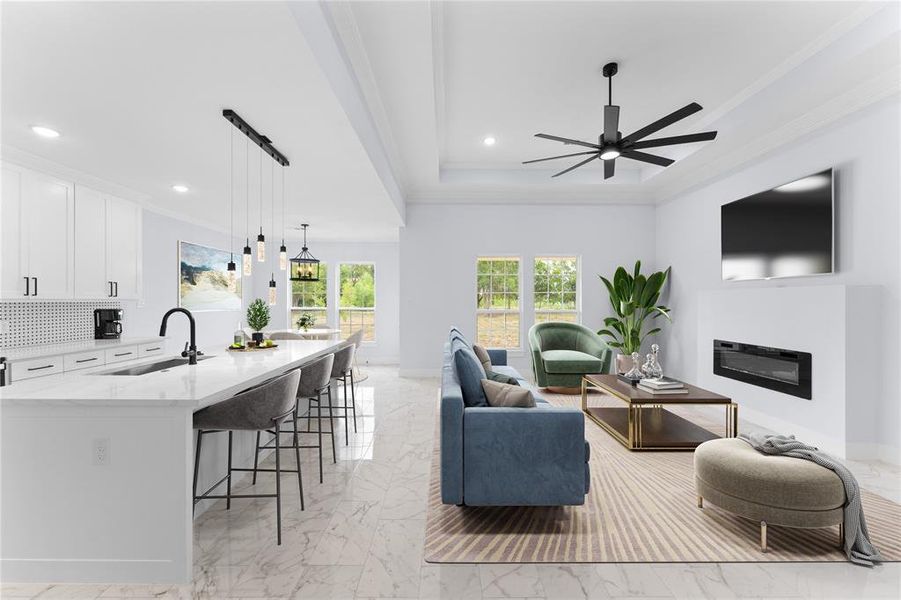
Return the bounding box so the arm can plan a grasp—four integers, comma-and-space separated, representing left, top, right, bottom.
0, 301, 122, 348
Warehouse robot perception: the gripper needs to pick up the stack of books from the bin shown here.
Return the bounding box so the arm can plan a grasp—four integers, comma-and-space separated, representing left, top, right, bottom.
637, 377, 688, 394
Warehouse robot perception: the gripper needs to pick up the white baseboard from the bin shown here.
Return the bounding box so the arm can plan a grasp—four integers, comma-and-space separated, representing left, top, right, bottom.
399, 368, 440, 378
0, 558, 187, 584
846, 442, 901, 465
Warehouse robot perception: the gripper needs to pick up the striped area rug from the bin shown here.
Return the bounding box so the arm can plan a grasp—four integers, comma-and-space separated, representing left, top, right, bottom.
424, 392, 901, 563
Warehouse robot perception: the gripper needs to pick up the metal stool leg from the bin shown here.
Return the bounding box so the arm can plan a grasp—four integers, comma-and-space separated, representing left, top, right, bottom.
292, 406, 305, 511
343, 376, 349, 444
252, 431, 261, 485
317, 393, 324, 483
192, 431, 203, 516
349, 370, 357, 433
226, 431, 233, 510
275, 420, 282, 546
327, 385, 337, 464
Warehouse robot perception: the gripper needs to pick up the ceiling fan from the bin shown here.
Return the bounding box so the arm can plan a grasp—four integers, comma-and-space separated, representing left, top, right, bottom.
523, 62, 717, 179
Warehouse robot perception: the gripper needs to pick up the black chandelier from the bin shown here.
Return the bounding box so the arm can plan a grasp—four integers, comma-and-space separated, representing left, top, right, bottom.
290, 224, 320, 282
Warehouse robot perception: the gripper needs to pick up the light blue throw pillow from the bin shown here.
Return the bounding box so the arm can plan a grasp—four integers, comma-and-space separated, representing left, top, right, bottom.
453, 345, 488, 407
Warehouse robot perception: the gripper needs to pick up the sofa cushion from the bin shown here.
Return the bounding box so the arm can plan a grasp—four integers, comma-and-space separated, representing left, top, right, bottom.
453, 345, 488, 407
472, 344, 492, 371
449, 327, 471, 348
481, 379, 536, 408
486, 370, 519, 386
491, 365, 527, 385
541, 349, 603, 374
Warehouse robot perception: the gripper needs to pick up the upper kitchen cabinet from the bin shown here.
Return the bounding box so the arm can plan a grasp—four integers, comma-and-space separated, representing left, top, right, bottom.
74, 185, 142, 299
0, 164, 74, 299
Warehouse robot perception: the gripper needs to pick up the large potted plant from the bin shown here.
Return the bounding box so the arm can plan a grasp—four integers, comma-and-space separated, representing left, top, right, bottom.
246, 298, 270, 345
598, 261, 671, 374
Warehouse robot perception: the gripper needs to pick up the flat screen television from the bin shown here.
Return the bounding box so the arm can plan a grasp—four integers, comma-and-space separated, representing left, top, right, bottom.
721, 168, 834, 281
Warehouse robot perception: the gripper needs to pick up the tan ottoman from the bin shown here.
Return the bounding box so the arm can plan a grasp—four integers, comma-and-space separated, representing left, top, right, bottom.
694, 438, 845, 551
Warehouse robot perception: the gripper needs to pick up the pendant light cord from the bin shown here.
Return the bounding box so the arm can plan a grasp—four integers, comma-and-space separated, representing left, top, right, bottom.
282, 166, 286, 244
245, 137, 250, 241
270, 160, 275, 245
259, 146, 263, 233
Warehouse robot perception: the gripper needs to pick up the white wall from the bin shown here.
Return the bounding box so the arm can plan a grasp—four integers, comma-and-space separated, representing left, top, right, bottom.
269, 240, 400, 364
655, 98, 901, 462
398, 202, 659, 376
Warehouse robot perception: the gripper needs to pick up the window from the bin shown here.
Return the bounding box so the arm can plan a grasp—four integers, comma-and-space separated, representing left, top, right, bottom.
476, 257, 521, 349
339, 263, 376, 341
290, 263, 328, 328
534, 256, 579, 323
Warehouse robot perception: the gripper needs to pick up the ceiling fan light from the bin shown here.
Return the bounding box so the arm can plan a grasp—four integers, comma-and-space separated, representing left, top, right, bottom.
599, 148, 620, 161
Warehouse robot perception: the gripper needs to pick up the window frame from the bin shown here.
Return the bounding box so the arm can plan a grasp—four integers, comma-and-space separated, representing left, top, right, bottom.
475, 256, 523, 351
337, 261, 377, 344
288, 262, 329, 329
532, 255, 581, 325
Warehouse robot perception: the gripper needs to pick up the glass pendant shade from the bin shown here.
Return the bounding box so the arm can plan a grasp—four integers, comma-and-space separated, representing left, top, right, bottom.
243, 241, 253, 276
268, 274, 277, 306
256, 229, 266, 262
226, 259, 237, 293
279, 242, 288, 271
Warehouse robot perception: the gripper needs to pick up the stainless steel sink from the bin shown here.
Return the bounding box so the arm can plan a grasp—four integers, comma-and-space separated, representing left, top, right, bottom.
99, 355, 212, 376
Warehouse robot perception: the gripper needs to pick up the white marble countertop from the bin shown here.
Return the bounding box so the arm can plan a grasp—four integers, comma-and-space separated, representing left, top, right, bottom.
0, 340, 341, 409
1, 337, 168, 361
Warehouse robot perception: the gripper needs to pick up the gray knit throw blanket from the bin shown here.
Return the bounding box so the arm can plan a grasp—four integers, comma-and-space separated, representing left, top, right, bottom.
739, 432, 883, 567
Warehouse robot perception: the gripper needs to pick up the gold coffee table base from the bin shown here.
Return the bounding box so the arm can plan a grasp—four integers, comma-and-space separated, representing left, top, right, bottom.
581, 375, 738, 451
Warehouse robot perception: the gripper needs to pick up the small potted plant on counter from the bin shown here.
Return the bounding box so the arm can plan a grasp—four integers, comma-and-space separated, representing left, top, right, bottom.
246, 298, 270, 345
297, 312, 315, 332
598, 261, 672, 374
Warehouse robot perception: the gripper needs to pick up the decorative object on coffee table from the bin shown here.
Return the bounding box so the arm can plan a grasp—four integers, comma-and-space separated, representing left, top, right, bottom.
642, 343, 664, 379
246, 298, 270, 344
581, 373, 737, 450
597, 261, 671, 374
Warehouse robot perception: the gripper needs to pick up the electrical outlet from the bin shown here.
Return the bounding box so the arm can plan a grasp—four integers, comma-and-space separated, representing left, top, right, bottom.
93, 438, 110, 466
0, 320, 10, 335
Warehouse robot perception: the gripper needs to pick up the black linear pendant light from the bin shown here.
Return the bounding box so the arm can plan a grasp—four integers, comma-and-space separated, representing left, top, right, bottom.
243, 136, 253, 276
523, 62, 717, 179
290, 224, 320, 282
268, 161, 277, 306
256, 147, 265, 262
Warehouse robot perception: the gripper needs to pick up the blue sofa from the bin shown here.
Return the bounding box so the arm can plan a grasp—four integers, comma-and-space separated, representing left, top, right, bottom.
440, 329, 590, 506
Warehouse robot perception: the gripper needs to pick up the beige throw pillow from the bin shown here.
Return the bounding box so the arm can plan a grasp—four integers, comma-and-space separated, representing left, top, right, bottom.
472, 344, 492, 372
480, 379, 536, 408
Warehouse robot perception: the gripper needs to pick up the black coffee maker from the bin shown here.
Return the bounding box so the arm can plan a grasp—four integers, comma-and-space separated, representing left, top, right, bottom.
94, 309, 124, 340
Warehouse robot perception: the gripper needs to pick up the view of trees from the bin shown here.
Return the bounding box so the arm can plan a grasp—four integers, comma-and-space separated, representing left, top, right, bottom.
290, 263, 327, 327
340, 264, 376, 341
477, 258, 520, 348
534, 256, 578, 323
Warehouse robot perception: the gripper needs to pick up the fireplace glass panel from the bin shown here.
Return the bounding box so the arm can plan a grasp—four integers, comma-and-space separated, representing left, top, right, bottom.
719, 351, 799, 385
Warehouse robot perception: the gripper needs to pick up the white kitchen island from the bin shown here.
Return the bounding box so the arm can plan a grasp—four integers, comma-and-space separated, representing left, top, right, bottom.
0, 339, 344, 584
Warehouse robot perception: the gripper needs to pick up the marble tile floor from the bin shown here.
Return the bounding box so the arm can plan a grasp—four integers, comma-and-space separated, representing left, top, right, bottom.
2, 366, 899, 599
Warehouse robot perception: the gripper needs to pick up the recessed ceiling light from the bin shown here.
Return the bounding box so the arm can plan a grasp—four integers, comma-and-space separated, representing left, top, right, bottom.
172, 184, 189, 193
483, 136, 496, 146
31, 125, 60, 139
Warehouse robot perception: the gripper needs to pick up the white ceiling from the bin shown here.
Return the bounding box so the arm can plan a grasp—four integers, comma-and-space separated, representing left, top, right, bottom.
3, 1, 898, 239
1, 1, 403, 242
336, 0, 899, 203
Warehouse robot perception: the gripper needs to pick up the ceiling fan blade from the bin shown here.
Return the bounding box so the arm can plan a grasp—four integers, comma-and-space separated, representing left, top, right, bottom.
551, 154, 598, 178
621, 150, 675, 167
623, 102, 703, 143
629, 131, 717, 150
604, 105, 620, 144
522, 151, 597, 165
604, 158, 615, 180
535, 133, 600, 149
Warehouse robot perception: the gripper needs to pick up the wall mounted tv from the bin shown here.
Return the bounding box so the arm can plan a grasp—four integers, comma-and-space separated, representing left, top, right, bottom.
721, 168, 834, 281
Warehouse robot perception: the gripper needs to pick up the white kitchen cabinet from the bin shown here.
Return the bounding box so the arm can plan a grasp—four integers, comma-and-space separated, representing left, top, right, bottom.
0, 165, 74, 299
63, 350, 105, 372
11, 355, 64, 382
104, 345, 137, 364
106, 196, 142, 299
73, 185, 142, 299
0, 164, 25, 297
74, 185, 109, 298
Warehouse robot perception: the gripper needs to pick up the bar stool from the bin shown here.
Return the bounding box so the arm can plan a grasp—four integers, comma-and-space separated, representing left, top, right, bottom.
254, 353, 336, 485
192, 370, 302, 545
329, 343, 358, 445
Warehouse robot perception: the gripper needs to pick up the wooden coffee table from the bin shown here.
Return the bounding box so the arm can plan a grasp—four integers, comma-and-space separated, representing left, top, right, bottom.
581, 374, 738, 451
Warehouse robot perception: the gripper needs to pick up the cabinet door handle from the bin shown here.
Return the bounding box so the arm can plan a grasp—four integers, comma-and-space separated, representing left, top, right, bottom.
32, 277, 37, 296
27, 364, 55, 371
144, 347, 161, 352
114, 352, 133, 357
23, 277, 29, 296
75, 357, 98, 364
108, 281, 114, 297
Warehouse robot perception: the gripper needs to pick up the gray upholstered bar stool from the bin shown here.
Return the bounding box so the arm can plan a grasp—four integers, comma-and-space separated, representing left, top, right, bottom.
254, 353, 336, 485
192, 370, 302, 545
329, 343, 358, 445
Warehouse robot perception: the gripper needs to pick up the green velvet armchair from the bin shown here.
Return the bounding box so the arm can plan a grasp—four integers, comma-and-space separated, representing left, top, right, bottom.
529, 322, 612, 389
